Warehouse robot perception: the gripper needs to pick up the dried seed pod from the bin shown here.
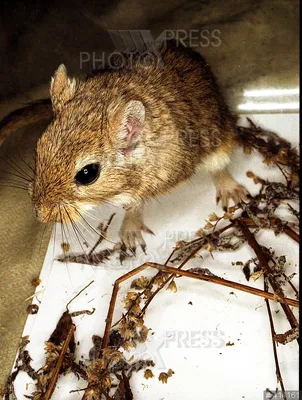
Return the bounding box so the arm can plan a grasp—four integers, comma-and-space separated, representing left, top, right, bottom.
204, 221, 213, 230
130, 276, 150, 290
138, 325, 149, 343
144, 369, 154, 379
27, 304, 39, 315
31, 278, 41, 288
208, 213, 219, 222
61, 242, 70, 253
166, 280, 177, 293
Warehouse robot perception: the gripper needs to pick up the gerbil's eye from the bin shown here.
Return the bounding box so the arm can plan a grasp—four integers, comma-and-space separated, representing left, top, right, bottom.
75, 163, 100, 185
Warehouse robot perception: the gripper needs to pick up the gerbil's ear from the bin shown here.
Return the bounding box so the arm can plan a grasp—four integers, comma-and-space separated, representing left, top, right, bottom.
50, 64, 77, 114
117, 100, 145, 155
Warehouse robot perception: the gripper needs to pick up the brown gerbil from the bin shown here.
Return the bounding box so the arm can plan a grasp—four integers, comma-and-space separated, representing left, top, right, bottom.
2, 41, 248, 251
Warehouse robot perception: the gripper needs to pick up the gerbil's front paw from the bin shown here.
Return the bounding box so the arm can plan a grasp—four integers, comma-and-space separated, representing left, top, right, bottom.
216, 182, 249, 210
119, 214, 154, 258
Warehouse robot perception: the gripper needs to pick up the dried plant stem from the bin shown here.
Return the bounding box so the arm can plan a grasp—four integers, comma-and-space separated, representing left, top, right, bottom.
241, 217, 299, 243
112, 232, 214, 330
155, 264, 298, 307
44, 324, 76, 400
283, 273, 299, 298
101, 262, 298, 351
110, 246, 180, 331
237, 219, 299, 337
101, 264, 149, 351
89, 213, 116, 255
139, 211, 297, 316
264, 280, 287, 400
141, 236, 211, 315
279, 226, 299, 243
68, 360, 87, 380
66, 280, 94, 311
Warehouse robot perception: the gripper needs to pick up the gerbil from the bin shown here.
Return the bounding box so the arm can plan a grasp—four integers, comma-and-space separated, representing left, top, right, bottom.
2, 41, 248, 251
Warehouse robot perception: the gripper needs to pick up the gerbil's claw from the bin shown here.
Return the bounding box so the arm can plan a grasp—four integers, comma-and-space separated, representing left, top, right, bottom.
215, 177, 249, 210
119, 244, 128, 264
119, 214, 154, 262
141, 224, 155, 236
140, 243, 147, 254
130, 246, 136, 255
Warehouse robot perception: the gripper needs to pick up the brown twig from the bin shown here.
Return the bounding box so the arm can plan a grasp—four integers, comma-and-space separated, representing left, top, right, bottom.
101, 262, 298, 352
110, 246, 180, 331
101, 264, 148, 351
89, 213, 116, 255
264, 279, 287, 400
111, 212, 298, 328
44, 324, 76, 400
237, 219, 299, 339
155, 264, 299, 308
66, 280, 94, 311
111, 226, 225, 330
240, 217, 299, 243
140, 235, 212, 316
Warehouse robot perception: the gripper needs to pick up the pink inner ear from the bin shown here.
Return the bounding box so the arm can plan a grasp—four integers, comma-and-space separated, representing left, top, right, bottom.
125, 116, 141, 147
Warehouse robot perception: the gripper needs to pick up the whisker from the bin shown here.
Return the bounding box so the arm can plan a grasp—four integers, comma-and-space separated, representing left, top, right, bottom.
62, 211, 81, 262
59, 207, 76, 264
60, 208, 70, 246
64, 207, 88, 250
63, 206, 90, 264
1, 178, 28, 187
39, 221, 52, 256
73, 207, 116, 245
59, 206, 73, 285
0, 169, 31, 182
0, 183, 28, 191
53, 221, 57, 258
78, 210, 102, 224
17, 151, 35, 174
72, 219, 92, 250
71, 217, 94, 245
0, 148, 33, 180
0, 155, 30, 181
80, 208, 114, 226
38, 207, 55, 256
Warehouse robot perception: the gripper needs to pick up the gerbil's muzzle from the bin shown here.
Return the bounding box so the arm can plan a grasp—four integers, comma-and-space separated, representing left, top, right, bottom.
34, 204, 57, 223
33, 201, 78, 224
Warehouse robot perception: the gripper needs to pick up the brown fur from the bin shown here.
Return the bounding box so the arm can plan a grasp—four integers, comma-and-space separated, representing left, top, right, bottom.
32, 41, 240, 225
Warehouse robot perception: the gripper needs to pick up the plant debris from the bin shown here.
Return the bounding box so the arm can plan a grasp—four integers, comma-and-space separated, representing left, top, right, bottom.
61, 242, 70, 253
144, 369, 154, 380
158, 369, 175, 384
31, 278, 41, 288
274, 327, 299, 345
26, 304, 39, 315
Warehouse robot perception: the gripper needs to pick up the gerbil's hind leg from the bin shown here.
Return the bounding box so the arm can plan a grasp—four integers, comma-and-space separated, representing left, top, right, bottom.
120, 203, 154, 255
211, 169, 249, 210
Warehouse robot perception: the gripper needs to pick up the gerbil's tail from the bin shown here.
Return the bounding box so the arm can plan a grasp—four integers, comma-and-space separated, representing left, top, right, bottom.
0, 99, 52, 146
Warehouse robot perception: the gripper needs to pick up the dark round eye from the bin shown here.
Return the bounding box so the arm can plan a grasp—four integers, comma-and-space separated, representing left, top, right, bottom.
75, 163, 100, 185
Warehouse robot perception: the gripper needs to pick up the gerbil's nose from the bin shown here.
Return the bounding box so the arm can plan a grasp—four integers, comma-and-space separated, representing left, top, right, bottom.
34, 204, 57, 223
34, 207, 49, 223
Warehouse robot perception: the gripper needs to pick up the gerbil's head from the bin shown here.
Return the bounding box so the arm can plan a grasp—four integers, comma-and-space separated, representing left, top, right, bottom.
31, 64, 146, 223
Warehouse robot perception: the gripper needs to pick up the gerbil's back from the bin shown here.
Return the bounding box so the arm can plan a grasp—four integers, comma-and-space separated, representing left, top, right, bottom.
84, 40, 237, 155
